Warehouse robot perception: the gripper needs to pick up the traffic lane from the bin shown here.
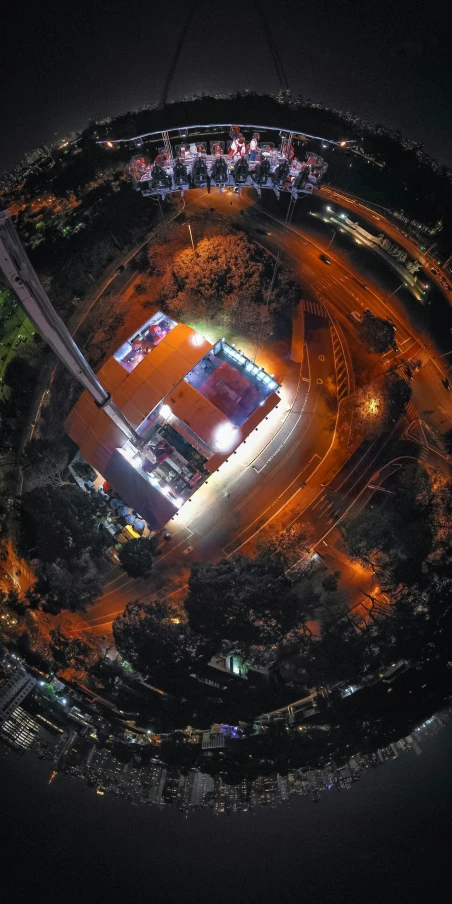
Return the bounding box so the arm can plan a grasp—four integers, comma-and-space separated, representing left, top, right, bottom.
320, 186, 451, 301
85, 318, 336, 623
410, 362, 452, 434
201, 191, 416, 359
80, 204, 338, 625
254, 215, 415, 349
292, 419, 407, 542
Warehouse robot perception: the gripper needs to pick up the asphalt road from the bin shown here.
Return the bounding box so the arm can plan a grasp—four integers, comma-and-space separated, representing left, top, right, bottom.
73, 186, 452, 638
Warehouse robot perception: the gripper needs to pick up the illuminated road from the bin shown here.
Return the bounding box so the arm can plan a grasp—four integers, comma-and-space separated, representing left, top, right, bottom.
75, 186, 452, 638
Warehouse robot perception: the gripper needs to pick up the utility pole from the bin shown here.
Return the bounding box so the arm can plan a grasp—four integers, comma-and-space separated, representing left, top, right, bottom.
187, 222, 195, 253
384, 283, 404, 303
0, 206, 139, 446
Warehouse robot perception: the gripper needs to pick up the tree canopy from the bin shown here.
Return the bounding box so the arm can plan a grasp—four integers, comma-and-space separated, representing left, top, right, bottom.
156, 229, 299, 337
360, 313, 396, 354
19, 483, 107, 564
185, 552, 300, 663
113, 600, 206, 683
342, 462, 433, 587
118, 536, 158, 578
31, 554, 103, 613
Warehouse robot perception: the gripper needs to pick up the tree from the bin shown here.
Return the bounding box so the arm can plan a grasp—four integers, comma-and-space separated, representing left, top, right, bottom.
49, 627, 97, 670
258, 523, 314, 571
21, 437, 69, 488
322, 571, 341, 593
3, 589, 27, 617
185, 552, 299, 661
19, 483, 107, 564
381, 372, 412, 425
353, 373, 411, 437
443, 427, 452, 455
113, 600, 205, 683
80, 292, 126, 368
2, 356, 38, 414
0, 501, 10, 561
118, 536, 158, 579
31, 554, 103, 613
342, 462, 433, 588
159, 233, 265, 327
360, 313, 395, 354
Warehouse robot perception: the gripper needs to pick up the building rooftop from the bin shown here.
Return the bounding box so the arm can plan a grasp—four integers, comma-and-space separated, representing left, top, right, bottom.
67, 312, 280, 530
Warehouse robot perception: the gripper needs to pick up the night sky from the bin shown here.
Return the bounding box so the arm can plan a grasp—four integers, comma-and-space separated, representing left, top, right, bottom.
1, 0, 451, 173
2, 722, 452, 903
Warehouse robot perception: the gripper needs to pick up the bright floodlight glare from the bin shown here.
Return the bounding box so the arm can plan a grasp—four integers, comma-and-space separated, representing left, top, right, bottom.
215, 422, 238, 452
160, 404, 172, 419
191, 332, 205, 347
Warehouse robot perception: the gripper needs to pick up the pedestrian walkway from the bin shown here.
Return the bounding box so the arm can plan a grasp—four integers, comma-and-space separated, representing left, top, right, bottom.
405, 401, 418, 422
331, 326, 349, 401
290, 302, 305, 364
301, 299, 327, 317
410, 348, 430, 367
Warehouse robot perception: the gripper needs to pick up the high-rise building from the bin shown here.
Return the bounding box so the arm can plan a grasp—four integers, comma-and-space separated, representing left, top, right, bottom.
0, 669, 36, 724
0, 706, 39, 752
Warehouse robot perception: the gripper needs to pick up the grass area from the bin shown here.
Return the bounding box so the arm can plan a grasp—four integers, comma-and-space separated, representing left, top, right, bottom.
0, 284, 35, 383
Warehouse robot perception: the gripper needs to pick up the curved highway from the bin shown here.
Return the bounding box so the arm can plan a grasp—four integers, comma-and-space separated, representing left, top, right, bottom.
75, 186, 452, 638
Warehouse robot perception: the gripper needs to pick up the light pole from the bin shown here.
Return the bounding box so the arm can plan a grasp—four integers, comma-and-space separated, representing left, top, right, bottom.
328, 228, 336, 249
384, 283, 404, 304
367, 484, 396, 495
187, 223, 195, 253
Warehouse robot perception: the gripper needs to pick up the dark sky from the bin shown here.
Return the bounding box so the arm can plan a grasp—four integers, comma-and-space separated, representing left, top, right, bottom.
2, 722, 452, 903
1, 0, 451, 173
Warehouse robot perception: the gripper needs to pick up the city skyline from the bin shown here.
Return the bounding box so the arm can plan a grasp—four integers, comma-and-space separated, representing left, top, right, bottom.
1, 0, 451, 174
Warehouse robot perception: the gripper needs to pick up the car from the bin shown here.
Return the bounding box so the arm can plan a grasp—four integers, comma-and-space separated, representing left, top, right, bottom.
255, 227, 272, 236
351, 310, 363, 323
404, 364, 414, 380
115, 264, 125, 275
163, 531, 172, 541
430, 267, 438, 275
386, 317, 396, 330
363, 308, 376, 319
319, 254, 331, 265
391, 339, 399, 352
442, 377, 451, 391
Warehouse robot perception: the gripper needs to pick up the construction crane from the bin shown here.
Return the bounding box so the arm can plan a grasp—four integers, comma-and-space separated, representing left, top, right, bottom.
255, 4, 292, 102
158, 5, 197, 109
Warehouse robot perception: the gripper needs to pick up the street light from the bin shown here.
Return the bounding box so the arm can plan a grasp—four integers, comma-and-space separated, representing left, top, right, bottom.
187, 223, 195, 253
384, 283, 404, 303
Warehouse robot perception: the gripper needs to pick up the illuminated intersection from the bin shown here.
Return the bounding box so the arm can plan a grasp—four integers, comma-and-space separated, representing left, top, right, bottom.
67, 313, 280, 530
